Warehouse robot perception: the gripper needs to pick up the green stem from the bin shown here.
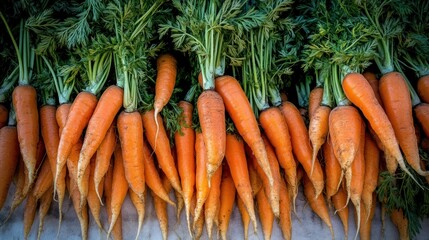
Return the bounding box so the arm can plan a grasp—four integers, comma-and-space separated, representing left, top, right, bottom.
0, 13, 23, 84
184, 84, 197, 103
320, 69, 333, 108
268, 85, 282, 107
0, 66, 19, 103
8, 106, 16, 126
332, 64, 350, 106
84, 51, 113, 95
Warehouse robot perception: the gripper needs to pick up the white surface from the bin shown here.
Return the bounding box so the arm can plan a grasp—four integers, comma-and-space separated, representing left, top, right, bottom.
0, 184, 428, 240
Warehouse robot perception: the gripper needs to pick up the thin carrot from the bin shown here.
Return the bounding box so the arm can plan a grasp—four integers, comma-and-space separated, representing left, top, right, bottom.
142, 110, 181, 193
78, 85, 123, 198
256, 188, 274, 240
308, 87, 324, 119
237, 196, 250, 240
414, 103, 429, 138
362, 133, 380, 220
332, 184, 349, 239
204, 163, 222, 240
193, 132, 209, 225
215, 75, 273, 185
224, 134, 257, 230
104, 164, 123, 240
37, 186, 53, 240
31, 158, 53, 200
379, 71, 429, 176
23, 194, 37, 240
417, 75, 429, 103
248, 156, 262, 197
358, 196, 376, 240
175, 189, 184, 223
69, 177, 89, 240
193, 203, 205, 240
324, 137, 343, 201
87, 157, 103, 230
279, 101, 324, 198
218, 164, 236, 240
279, 177, 292, 240
175, 100, 195, 236
363, 72, 383, 106
390, 208, 409, 240
13, 85, 39, 193
118, 111, 145, 200
259, 107, 297, 210
0, 123, 19, 210
129, 188, 145, 240
152, 173, 171, 240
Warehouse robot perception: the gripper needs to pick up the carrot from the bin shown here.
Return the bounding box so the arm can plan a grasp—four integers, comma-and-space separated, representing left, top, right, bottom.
152, 173, 171, 240
31, 158, 53, 200
104, 164, 123, 240
363, 72, 383, 106
279, 177, 292, 240
309, 105, 331, 174
248, 156, 263, 197
279, 101, 324, 198
197, 89, 226, 183
142, 110, 181, 193
224, 134, 257, 231
303, 174, 334, 238
175, 100, 195, 236
13, 85, 39, 193
324, 137, 343, 201
358, 196, 376, 240
129, 188, 145, 240
78, 85, 123, 198
66, 140, 90, 208
259, 107, 298, 210
107, 145, 129, 239
69, 177, 89, 240
193, 132, 209, 225
237, 196, 250, 240
308, 87, 324, 119
204, 164, 222, 240
0, 104, 8, 129
342, 73, 416, 182
414, 103, 429, 138
332, 185, 349, 239
153, 53, 177, 150
417, 74, 429, 103
256, 188, 274, 240
0, 123, 19, 210
193, 203, 205, 240
93, 122, 116, 203
379, 72, 429, 176
218, 164, 236, 240
175, 188, 184, 223
23, 194, 38, 239
142, 136, 175, 206
55, 103, 71, 135
215, 75, 273, 185
37, 186, 53, 240
87, 157, 103, 230
362, 133, 380, 220
390, 208, 409, 240
117, 111, 145, 200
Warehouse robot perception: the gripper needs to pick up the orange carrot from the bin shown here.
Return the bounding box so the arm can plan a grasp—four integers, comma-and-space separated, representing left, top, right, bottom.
259, 107, 297, 209
280, 92, 288, 103
193, 132, 209, 225
308, 87, 324, 119
237, 196, 250, 240
390, 208, 409, 240
31, 158, 53, 200
379, 72, 429, 176
256, 188, 274, 240
332, 185, 349, 239
37, 186, 53, 240
69, 177, 89, 240
175, 100, 195, 235
279, 101, 324, 198
414, 103, 429, 138
104, 164, 123, 240
224, 134, 257, 230
362, 133, 380, 219
13, 85, 39, 192
23, 194, 38, 239
0, 124, 19, 210
78, 85, 123, 198
309, 105, 331, 175
55, 103, 71, 136
204, 164, 222, 240
142, 110, 181, 193
417, 75, 429, 103
324, 137, 343, 201
248, 156, 262, 197
152, 173, 171, 240
117, 111, 145, 200
279, 177, 292, 240
93, 122, 116, 203
87, 157, 103, 230
193, 203, 205, 240
129, 188, 145, 240
218, 164, 236, 240
39, 105, 60, 179
363, 72, 383, 106
358, 195, 376, 240
0, 104, 8, 129
215, 75, 273, 185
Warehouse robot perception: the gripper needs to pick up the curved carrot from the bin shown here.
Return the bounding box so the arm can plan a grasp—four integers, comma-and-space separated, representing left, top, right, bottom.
118, 111, 145, 200
78, 85, 123, 196
215, 75, 273, 185
31, 158, 53, 200
332, 185, 349, 239
414, 103, 429, 138
69, 177, 89, 240
417, 75, 429, 103
204, 164, 222, 240
175, 100, 195, 236
104, 164, 123, 240
279, 101, 324, 198
379, 72, 429, 176
308, 87, 324, 119
358, 196, 376, 240
0, 104, 8, 129
390, 208, 409, 240
309, 105, 330, 175
363, 72, 383, 106
193, 202, 205, 240
37, 186, 53, 240
247, 153, 262, 197
0, 125, 19, 210
256, 188, 274, 240
13, 85, 39, 192
224, 134, 257, 231
153, 53, 177, 151
87, 158, 103, 230
259, 107, 297, 210
142, 110, 181, 193
23, 194, 37, 239
324, 137, 343, 201
362, 133, 380, 220
129, 188, 145, 240
342, 73, 416, 182
237, 196, 250, 240
218, 164, 236, 240
279, 177, 292, 240
193, 132, 209, 226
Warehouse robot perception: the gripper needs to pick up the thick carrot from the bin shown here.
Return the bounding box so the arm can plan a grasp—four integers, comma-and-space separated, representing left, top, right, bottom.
197, 90, 226, 183
152, 173, 171, 240
107, 145, 129, 239
363, 72, 383, 106
104, 164, 123, 240
414, 103, 429, 138
23, 194, 38, 239
362, 133, 380, 220
31, 158, 53, 200
204, 164, 222, 240
129, 188, 145, 240
0, 104, 8, 129
257, 188, 274, 240
78, 85, 123, 196
215, 75, 273, 185
87, 158, 103, 230
175, 100, 195, 236
279, 101, 324, 198
0, 125, 19, 210
142, 136, 175, 206
332, 185, 349, 239
324, 137, 343, 201
279, 177, 292, 240
142, 110, 181, 193
358, 196, 376, 240
39, 105, 60, 184
390, 208, 409, 240
303, 174, 334, 238
224, 134, 257, 230
309, 105, 331, 175
218, 164, 236, 240
13, 85, 39, 192
93, 122, 116, 203
37, 186, 53, 240
259, 107, 297, 209
308, 87, 324, 119
193, 132, 209, 225
379, 72, 429, 176
417, 75, 429, 103
342, 73, 416, 181
117, 111, 145, 200
237, 196, 250, 240
153, 53, 177, 150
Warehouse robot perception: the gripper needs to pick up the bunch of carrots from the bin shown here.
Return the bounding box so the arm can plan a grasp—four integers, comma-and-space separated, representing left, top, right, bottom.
0, 0, 429, 239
